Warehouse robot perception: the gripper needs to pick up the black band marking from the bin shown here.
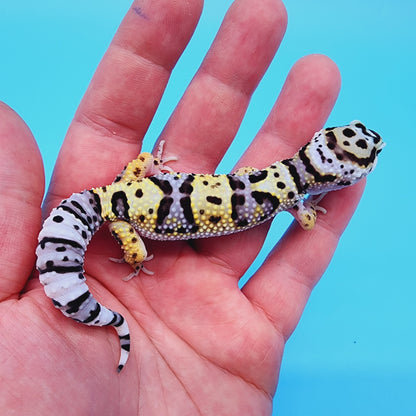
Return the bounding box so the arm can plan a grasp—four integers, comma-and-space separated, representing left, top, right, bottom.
227, 175, 246, 191
251, 191, 280, 212
180, 196, 195, 224
39, 237, 83, 250
282, 159, 304, 194
298, 146, 337, 183
179, 174, 195, 194
82, 302, 101, 323
58, 205, 93, 232
38, 263, 84, 275
149, 176, 173, 195
65, 291, 91, 314
156, 197, 174, 226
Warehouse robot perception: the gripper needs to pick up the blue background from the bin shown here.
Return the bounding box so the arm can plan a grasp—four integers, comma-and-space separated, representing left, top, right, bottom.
1, 1, 414, 414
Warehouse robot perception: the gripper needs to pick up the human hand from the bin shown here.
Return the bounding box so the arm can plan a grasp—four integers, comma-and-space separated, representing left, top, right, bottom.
0, 0, 366, 414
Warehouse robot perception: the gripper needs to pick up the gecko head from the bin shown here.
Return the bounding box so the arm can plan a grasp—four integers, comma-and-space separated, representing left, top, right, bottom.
327, 120, 385, 167
305, 121, 384, 193
326, 120, 384, 184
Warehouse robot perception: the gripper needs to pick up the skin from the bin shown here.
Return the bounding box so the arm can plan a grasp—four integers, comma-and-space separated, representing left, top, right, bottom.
0, 0, 366, 414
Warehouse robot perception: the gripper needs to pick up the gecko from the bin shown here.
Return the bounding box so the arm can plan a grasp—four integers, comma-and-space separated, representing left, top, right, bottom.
36, 120, 384, 372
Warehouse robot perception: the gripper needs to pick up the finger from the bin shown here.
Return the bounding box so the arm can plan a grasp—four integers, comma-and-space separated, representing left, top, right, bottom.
195, 55, 341, 278
242, 180, 366, 340
237, 54, 341, 168
158, 0, 288, 173
45, 0, 203, 210
0, 102, 44, 299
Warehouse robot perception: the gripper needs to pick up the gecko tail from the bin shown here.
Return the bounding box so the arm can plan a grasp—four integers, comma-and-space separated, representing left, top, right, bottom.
36, 190, 131, 372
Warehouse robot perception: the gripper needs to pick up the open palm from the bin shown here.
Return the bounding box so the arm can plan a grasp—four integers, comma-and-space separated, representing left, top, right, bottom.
0, 1, 366, 414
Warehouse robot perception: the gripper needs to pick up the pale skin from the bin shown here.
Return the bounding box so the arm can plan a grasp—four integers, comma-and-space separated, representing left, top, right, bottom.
0, 0, 366, 414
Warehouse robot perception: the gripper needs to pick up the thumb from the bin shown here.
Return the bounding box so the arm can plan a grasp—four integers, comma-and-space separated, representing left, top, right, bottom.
0, 102, 44, 299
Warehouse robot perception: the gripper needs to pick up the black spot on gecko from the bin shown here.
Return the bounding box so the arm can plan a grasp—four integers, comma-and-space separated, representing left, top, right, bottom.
206, 196, 222, 205
326, 131, 337, 150
111, 191, 130, 220
248, 170, 268, 183
343, 128, 356, 138
209, 216, 222, 224
276, 182, 286, 189
53, 215, 64, 223
355, 139, 368, 149
135, 188, 143, 198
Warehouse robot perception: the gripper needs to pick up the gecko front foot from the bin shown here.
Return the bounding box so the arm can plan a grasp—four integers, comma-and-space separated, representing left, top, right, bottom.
109, 254, 155, 281
291, 193, 328, 230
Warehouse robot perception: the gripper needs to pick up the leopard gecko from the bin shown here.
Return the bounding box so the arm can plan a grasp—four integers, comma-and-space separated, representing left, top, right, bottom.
36, 121, 384, 372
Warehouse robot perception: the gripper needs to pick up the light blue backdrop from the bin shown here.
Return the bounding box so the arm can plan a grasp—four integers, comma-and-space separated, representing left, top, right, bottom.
1, 1, 414, 414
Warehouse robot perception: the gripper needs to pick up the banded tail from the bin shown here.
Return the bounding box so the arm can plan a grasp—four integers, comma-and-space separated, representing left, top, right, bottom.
36, 190, 130, 372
